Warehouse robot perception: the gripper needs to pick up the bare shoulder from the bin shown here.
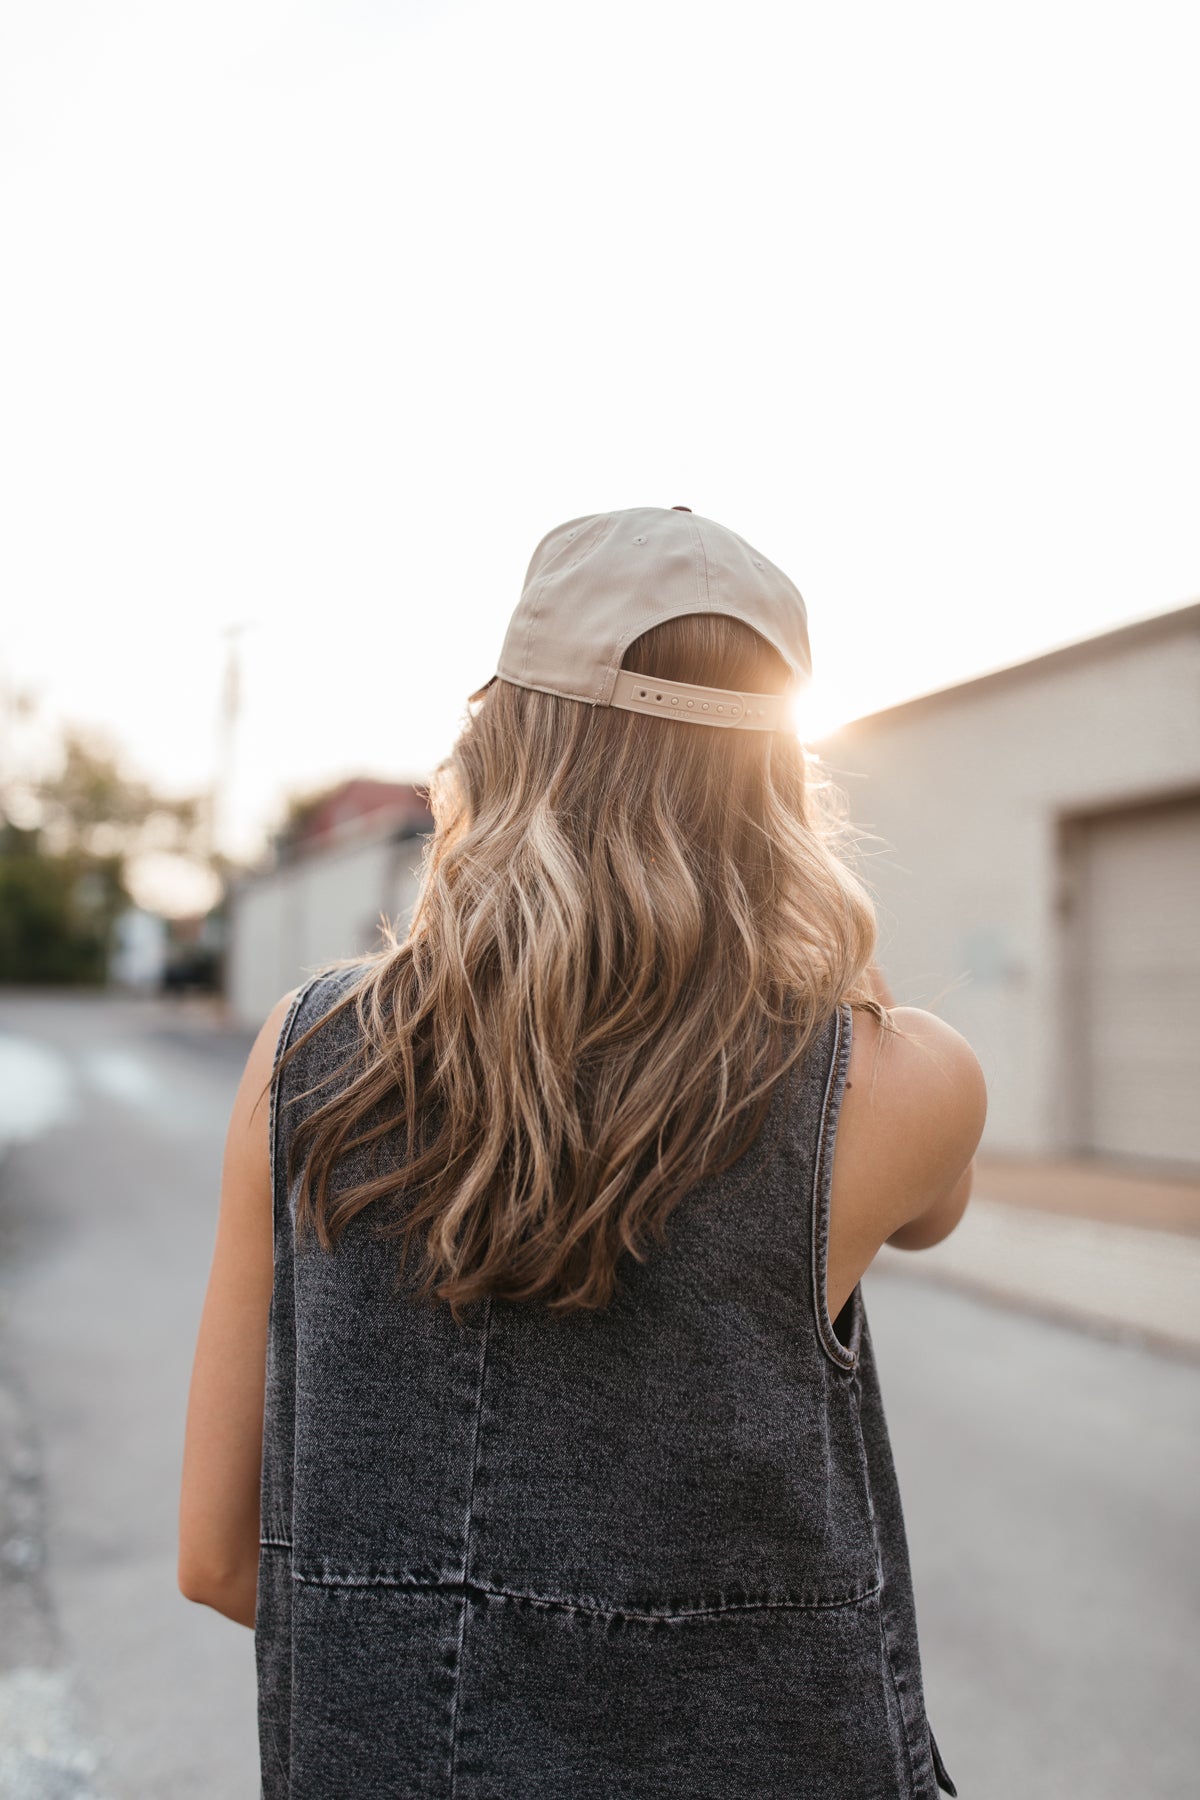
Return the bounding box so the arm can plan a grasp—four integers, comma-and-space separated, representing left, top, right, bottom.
825, 1005, 988, 1316
841, 1004, 988, 1242
854, 1005, 987, 1123
230, 987, 304, 1136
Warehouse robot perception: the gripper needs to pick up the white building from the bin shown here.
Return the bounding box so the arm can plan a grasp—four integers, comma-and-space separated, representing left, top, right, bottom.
227, 784, 430, 1027
817, 601, 1200, 1173
109, 905, 170, 991
229, 609, 1199, 1174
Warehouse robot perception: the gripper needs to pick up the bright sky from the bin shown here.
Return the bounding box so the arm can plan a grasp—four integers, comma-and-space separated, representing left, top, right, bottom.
2, 2, 1197, 913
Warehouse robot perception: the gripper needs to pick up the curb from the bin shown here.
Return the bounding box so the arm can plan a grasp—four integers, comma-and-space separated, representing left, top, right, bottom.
869, 1197, 1200, 1361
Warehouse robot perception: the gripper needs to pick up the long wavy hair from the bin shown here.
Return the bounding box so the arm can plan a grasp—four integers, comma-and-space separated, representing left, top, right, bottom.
275, 611, 893, 1319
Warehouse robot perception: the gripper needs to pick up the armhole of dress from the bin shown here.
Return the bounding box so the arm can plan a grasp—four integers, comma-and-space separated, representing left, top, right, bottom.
810, 1001, 863, 1372
268, 975, 325, 1245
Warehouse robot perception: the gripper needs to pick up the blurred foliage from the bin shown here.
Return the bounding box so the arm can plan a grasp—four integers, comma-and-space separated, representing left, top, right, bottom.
0, 725, 211, 986
36, 727, 207, 861
272, 780, 344, 857
0, 823, 126, 984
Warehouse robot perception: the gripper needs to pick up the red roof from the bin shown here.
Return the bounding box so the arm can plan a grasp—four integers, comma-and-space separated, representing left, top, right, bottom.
291, 779, 432, 852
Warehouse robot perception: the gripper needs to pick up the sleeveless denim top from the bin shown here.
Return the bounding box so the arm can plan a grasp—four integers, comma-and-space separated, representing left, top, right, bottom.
256, 966, 958, 1799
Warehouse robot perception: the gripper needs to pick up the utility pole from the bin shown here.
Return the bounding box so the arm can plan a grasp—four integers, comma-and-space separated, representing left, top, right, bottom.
211, 624, 245, 874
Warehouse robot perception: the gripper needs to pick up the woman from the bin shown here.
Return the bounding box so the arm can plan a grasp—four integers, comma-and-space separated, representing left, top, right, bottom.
180, 505, 985, 1798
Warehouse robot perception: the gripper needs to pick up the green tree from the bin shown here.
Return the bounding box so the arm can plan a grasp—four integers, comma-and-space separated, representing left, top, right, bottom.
0, 823, 124, 984
35, 727, 206, 861
0, 725, 211, 986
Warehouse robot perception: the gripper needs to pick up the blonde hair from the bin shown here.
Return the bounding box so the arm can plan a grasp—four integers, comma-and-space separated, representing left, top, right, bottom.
277, 611, 892, 1319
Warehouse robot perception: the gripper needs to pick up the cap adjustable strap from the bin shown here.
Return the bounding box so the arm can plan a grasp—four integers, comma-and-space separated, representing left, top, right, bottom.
610, 668, 793, 732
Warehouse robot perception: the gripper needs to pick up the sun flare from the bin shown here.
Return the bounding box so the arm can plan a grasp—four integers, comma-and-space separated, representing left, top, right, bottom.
788, 680, 864, 744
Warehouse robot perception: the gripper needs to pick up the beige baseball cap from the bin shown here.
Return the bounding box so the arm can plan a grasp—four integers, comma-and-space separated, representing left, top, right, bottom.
492, 505, 811, 733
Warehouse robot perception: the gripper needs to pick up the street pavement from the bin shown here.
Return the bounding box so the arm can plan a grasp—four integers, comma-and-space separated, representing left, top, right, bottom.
0, 993, 259, 1800
873, 1197, 1200, 1355
0, 990, 1197, 1799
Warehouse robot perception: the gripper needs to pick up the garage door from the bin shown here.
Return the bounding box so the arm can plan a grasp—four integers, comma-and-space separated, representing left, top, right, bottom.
1078, 795, 1200, 1169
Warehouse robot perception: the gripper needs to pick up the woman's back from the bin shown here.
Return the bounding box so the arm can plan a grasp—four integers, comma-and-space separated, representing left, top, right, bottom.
170, 507, 984, 1796
256, 966, 959, 1799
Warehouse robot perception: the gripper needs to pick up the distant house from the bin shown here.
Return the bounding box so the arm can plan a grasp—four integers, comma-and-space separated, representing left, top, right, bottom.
817, 601, 1200, 1173
110, 906, 169, 991
228, 608, 1200, 1178
226, 778, 433, 1027
278, 778, 433, 858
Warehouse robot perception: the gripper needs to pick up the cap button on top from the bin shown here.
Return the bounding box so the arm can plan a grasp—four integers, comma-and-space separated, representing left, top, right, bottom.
671, 505, 692, 512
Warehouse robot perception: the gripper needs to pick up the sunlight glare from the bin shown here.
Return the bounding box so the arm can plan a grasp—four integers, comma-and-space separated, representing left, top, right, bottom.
789, 680, 862, 744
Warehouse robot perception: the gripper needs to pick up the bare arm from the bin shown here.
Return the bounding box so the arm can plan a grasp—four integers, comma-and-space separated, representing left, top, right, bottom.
859, 964, 985, 1249
882, 1007, 986, 1249
178, 989, 297, 1628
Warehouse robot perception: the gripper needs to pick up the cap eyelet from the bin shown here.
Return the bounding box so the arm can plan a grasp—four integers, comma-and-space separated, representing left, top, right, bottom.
752, 557, 765, 569
633, 535, 647, 544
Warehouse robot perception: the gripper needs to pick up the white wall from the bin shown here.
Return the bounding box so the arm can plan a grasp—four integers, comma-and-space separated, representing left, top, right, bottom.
226, 611, 1200, 1150
817, 608, 1200, 1155
227, 829, 429, 1027
110, 906, 169, 990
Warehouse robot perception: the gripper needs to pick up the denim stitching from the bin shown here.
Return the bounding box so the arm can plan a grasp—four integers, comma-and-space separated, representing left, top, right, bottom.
285, 1570, 884, 1622
880, 1614, 925, 1797
811, 1002, 859, 1371
268, 978, 319, 1236
447, 1295, 493, 1798
880, 1609, 919, 1797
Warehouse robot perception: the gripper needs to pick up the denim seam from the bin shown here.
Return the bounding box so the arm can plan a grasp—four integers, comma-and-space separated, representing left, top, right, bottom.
879, 1615, 920, 1798
447, 1295, 493, 1799
867, 1468, 935, 1792
879, 1572, 938, 1797
854, 1370, 926, 1798
282, 1569, 884, 1620
878, 1605, 928, 1798
268, 976, 322, 1240
260, 974, 323, 1590
811, 1001, 860, 1372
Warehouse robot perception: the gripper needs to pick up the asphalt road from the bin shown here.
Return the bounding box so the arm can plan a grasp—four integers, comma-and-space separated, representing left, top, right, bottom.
0, 991, 1196, 1800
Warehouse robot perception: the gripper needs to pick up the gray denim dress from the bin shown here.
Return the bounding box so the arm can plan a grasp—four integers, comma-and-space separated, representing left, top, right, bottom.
256, 966, 959, 1799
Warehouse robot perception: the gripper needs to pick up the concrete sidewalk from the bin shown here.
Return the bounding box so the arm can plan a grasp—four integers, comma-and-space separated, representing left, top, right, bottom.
971, 1152, 1200, 1236
874, 1178, 1200, 1358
